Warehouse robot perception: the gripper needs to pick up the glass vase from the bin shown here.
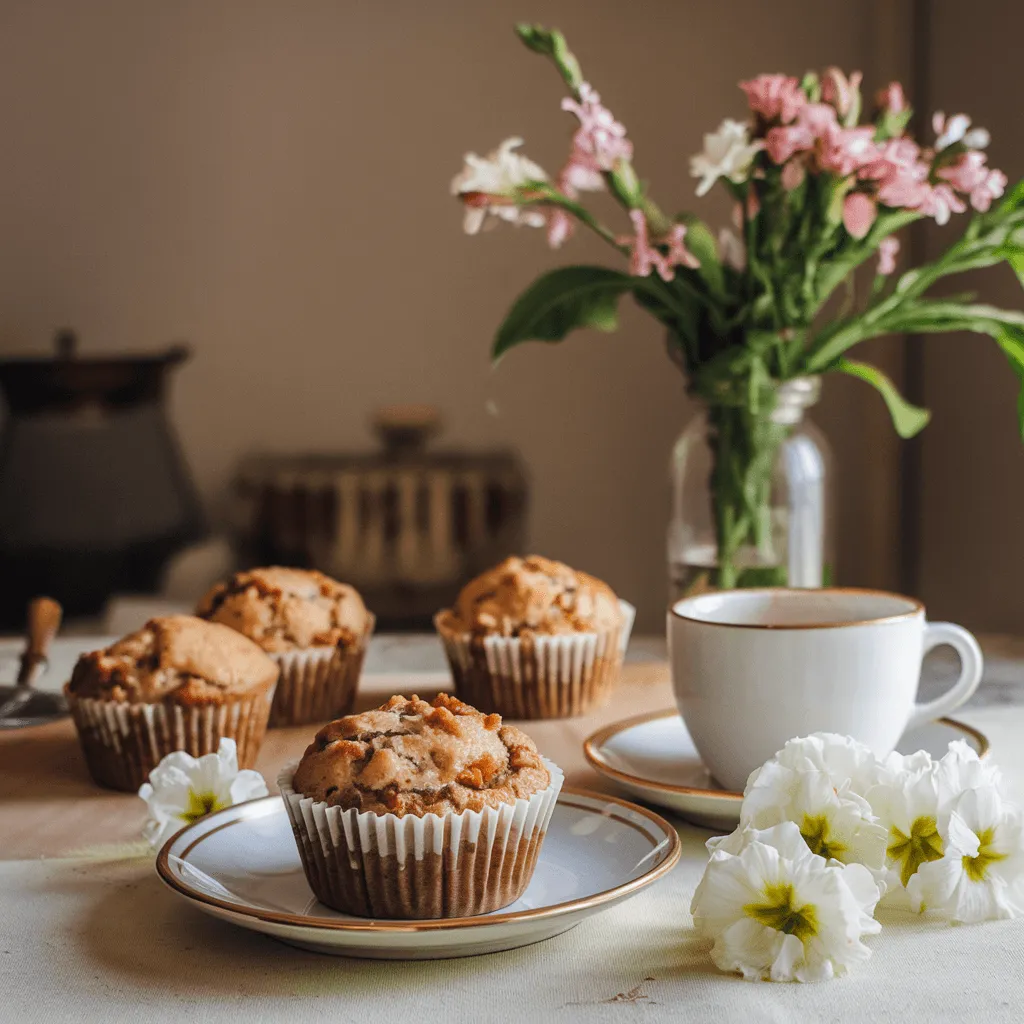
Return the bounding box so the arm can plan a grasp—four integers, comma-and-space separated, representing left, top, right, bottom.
668, 376, 833, 599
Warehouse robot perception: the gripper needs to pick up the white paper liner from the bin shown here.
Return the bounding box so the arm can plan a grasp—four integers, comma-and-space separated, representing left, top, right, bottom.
436, 600, 635, 719
268, 615, 374, 727
65, 683, 275, 792
279, 757, 564, 919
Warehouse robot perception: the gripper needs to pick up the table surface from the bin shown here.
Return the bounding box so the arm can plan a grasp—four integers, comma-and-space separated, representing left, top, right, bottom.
4, 634, 1024, 1022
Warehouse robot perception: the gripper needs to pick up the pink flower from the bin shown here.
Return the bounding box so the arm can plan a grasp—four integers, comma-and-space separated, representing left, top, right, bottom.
876, 82, 906, 114
562, 82, 633, 174
877, 236, 900, 275
919, 183, 967, 226
817, 125, 878, 176
546, 208, 574, 249
623, 211, 699, 282
937, 151, 1008, 211
821, 67, 863, 119
843, 192, 877, 239
739, 74, 806, 123
860, 138, 932, 210
937, 150, 991, 193
970, 168, 1007, 212
781, 159, 806, 191
764, 103, 839, 165
664, 223, 700, 270
875, 171, 931, 209
766, 124, 811, 164
561, 159, 604, 193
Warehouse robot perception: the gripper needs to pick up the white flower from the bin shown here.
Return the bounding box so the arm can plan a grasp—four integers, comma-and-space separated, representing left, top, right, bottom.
450, 137, 548, 234
746, 733, 881, 799
907, 786, 1024, 922
932, 111, 990, 152
740, 761, 887, 870
717, 227, 746, 271
138, 738, 268, 850
867, 741, 1004, 895
866, 759, 945, 891
690, 119, 763, 197
692, 822, 881, 983
933, 739, 1003, 794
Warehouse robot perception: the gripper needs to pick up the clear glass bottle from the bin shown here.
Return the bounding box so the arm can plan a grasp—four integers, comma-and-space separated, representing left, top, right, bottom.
667, 376, 833, 600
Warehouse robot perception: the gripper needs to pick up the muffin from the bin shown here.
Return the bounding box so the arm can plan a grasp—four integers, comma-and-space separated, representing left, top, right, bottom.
65, 615, 279, 792
197, 567, 374, 727
278, 692, 563, 919
434, 555, 635, 719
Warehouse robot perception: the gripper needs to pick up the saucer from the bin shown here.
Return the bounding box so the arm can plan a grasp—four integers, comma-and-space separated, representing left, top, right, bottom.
157, 787, 680, 959
583, 710, 989, 831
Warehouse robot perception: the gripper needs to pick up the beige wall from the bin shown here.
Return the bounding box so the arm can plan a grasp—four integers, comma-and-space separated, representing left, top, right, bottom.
916, 0, 1024, 634
0, 0, 892, 630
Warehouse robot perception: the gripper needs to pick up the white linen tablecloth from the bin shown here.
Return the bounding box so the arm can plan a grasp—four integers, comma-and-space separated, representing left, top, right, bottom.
4, 702, 1024, 1024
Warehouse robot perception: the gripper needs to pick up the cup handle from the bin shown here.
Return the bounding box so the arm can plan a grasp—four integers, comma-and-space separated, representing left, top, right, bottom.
906, 622, 984, 731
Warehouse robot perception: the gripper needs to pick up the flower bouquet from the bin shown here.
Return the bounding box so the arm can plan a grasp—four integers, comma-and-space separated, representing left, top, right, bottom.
452, 25, 1024, 589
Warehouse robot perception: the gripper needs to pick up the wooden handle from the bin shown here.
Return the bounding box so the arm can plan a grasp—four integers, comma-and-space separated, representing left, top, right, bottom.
17, 597, 62, 686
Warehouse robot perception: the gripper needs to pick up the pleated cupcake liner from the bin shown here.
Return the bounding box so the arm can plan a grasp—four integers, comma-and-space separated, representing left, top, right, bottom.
435, 600, 635, 719
278, 757, 564, 919
65, 682, 276, 792
268, 615, 375, 728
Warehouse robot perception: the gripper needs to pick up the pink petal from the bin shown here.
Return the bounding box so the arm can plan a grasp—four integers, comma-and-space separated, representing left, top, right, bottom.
843, 192, 877, 239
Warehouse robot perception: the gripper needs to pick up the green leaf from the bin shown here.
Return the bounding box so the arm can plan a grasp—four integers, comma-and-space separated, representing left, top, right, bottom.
882, 301, 1024, 336
999, 178, 1024, 216
680, 218, 726, 300
999, 241, 1024, 289
834, 358, 931, 438
995, 324, 1024, 441
492, 266, 635, 360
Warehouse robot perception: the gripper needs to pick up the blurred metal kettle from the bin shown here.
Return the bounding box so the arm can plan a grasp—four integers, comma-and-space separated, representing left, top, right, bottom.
0, 329, 203, 625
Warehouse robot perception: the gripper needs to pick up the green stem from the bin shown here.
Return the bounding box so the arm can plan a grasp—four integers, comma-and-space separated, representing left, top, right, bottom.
706, 393, 792, 589
519, 189, 626, 252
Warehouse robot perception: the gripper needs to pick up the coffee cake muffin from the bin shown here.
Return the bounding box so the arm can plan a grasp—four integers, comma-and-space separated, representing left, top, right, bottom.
197, 567, 374, 727
65, 615, 279, 791
435, 556, 634, 719
279, 693, 563, 919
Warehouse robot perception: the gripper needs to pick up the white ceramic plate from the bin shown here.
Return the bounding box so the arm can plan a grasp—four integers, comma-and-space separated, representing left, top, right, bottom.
157, 787, 681, 959
584, 710, 990, 830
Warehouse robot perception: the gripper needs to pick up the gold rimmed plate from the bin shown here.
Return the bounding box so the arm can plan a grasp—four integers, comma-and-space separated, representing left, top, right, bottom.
156, 787, 681, 959
584, 709, 990, 831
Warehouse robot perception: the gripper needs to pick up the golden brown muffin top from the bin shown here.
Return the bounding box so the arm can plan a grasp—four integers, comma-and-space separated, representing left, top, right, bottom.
197, 566, 369, 653
437, 555, 623, 637
291, 693, 551, 816
66, 615, 279, 705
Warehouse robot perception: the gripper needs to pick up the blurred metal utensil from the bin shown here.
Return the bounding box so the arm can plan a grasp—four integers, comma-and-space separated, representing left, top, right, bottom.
0, 596, 66, 728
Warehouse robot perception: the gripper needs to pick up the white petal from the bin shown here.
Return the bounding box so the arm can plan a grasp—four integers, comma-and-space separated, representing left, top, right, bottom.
769, 932, 807, 982
715, 918, 786, 981
963, 127, 990, 150
945, 810, 981, 858
906, 854, 963, 913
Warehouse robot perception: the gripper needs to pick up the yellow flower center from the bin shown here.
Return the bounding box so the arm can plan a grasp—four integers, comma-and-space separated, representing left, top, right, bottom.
179, 789, 227, 825
801, 813, 849, 861
962, 827, 1007, 883
744, 882, 819, 942
889, 815, 944, 887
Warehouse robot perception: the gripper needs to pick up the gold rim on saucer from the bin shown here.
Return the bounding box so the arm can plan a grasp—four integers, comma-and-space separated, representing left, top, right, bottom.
583, 708, 991, 800
156, 786, 681, 934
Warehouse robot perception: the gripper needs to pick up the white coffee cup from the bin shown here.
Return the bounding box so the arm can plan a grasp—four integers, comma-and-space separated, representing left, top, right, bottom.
668, 587, 983, 792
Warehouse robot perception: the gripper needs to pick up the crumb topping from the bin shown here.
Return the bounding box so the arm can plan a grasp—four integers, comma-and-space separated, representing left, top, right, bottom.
291, 693, 551, 816
437, 555, 622, 637
66, 615, 279, 705
197, 566, 369, 652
